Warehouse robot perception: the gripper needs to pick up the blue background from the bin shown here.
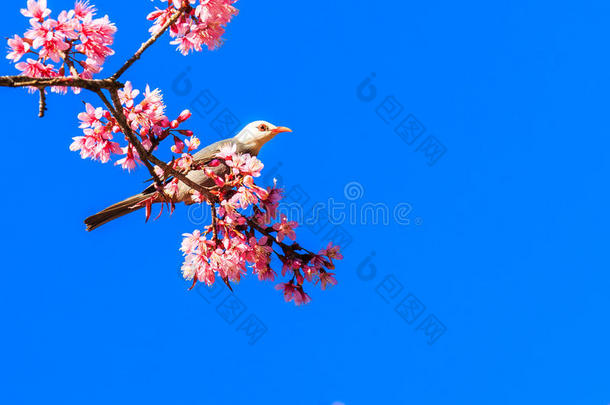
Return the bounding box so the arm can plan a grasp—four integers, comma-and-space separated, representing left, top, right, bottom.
1, 0, 609, 404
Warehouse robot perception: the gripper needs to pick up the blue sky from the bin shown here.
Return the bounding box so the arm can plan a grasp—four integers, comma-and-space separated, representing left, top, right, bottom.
1, 0, 609, 404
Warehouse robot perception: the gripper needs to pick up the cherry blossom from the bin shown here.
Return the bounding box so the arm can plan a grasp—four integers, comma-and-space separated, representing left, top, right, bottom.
320, 242, 344, 262
175, 149, 342, 305
148, 0, 239, 55
9, 0, 116, 94
71, 82, 194, 170
273, 214, 298, 242
4, 1, 340, 306
21, 0, 52, 22
6, 35, 31, 62
319, 271, 338, 290
15, 58, 56, 78
115, 146, 140, 172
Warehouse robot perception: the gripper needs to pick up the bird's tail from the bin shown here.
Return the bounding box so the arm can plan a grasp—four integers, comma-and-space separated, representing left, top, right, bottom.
85, 193, 153, 231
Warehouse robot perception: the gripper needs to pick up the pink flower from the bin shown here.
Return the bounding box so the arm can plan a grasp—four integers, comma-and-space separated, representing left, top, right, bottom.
261, 185, 283, 219
180, 230, 203, 255
74, 1, 96, 20
21, 0, 51, 22
177, 155, 340, 303
150, 0, 239, 55
208, 239, 247, 282
229, 185, 260, 209
142, 137, 153, 152
15, 58, 54, 77
118, 82, 140, 108
147, 8, 173, 35
281, 257, 302, 277
26, 20, 70, 63
216, 143, 237, 160
175, 153, 193, 171
246, 236, 272, 266
190, 190, 206, 204
171, 136, 185, 154
11, 1, 117, 91
76, 15, 116, 65
273, 214, 298, 243
309, 255, 326, 272
275, 282, 311, 305
56, 11, 79, 40
5, 0, 339, 306
293, 288, 311, 306
170, 32, 200, 56
253, 210, 272, 226
255, 266, 276, 282
184, 136, 200, 152
15, 58, 56, 92
154, 165, 165, 178
320, 242, 343, 261
243, 175, 268, 200
115, 146, 140, 172
318, 272, 337, 290
69, 125, 122, 163
197, 264, 216, 286
6, 35, 31, 62
138, 85, 165, 123
237, 154, 264, 177
164, 178, 180, 197
275, 282, 296, 303
180, 261, 197, 281
117, 83, 171, 138
77, 103, 104, 128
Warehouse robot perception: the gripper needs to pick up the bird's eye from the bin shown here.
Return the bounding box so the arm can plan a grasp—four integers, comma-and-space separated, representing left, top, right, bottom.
258, 124, 268, 132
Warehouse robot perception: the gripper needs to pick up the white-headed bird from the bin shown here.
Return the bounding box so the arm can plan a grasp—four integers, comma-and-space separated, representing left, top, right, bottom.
84, 120, 291, 231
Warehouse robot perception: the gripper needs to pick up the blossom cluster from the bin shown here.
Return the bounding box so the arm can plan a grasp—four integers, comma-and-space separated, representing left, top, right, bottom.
70, 81, 196, 171
147, 0, 239, 55
6, 1, 340, 305
7, 0, 116, 94
180, 147, 341, 305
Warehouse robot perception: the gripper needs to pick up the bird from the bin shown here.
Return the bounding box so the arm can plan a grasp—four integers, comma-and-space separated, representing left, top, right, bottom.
84, 120, 292, 231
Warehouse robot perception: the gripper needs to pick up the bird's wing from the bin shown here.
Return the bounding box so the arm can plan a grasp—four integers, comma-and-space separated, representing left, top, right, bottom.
140, 138, 240, 194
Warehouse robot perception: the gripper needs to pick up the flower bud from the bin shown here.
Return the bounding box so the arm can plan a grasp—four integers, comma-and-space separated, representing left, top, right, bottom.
159, 117, 171, 127
178, 109, 192, 122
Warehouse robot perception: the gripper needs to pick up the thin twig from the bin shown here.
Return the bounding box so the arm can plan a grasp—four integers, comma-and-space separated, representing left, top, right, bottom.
111, 7, 186, 80
246, 218, 315, 256
37, 88, 46, 118
211, 203, 219, 242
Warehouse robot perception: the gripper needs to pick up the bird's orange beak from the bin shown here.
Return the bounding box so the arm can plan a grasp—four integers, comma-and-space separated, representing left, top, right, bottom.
270, 126, 292, 135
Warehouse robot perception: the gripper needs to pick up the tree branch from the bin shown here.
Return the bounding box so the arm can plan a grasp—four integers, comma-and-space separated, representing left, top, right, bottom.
107, 87, 168, 192
246, 218, 314, 256
0, 75, 121, 91
0, 4, 211, 200
105, 87, 211, 201
94, 88, 118, 117
0, 7, 186, 112
111, 7, 186, 80
38, 88, 46, 118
